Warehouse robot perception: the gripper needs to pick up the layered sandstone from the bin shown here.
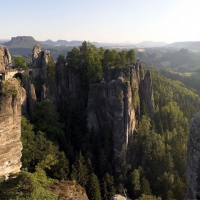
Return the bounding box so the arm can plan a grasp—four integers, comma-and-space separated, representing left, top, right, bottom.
0, 78, 25, 179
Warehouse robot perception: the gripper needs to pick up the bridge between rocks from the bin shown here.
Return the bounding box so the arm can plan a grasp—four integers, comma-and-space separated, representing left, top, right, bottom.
0, 68, 42, 81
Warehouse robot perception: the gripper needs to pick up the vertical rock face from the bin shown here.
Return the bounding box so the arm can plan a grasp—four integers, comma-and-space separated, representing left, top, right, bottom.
87, 66, 154, 171
142, 70, 155, 119
0, 78, 25, 179
185, 111, 200, 199
30, 44, 55, 96
32, 44, 42, 68
4, 48, 12, 68
27, 84, 37, 120
0, 46, 12, 73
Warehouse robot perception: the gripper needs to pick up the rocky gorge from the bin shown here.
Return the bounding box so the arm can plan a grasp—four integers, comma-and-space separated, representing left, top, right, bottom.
2, 42, 197, 199
0, 44, 155, 178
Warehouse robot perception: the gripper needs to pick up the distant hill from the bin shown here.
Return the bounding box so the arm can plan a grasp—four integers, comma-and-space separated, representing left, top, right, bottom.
0, 39, 9, 45
40, 39, 83, 46
3, 36, 45, 48
137, 41, 168, 47
40, 39, 167, 48
2, 36, 72, 60
165, 41, 200, 50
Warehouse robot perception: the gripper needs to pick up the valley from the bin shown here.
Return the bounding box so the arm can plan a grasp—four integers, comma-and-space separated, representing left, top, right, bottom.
1, 38, 200, 199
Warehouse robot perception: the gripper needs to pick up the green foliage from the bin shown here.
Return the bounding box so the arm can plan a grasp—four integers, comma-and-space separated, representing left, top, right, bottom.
127, 68, 195, 199
0, 171, 57, 200
126, 49, 136, 64
150, 67, 200, 119
102, 48, 136, 69
102, 173, 116, 200
128, 169, 141, 198
159, 69, 200, 95
8, 43, 200, 199
56, 54, 65, 63
13, 57, 26, 69
1, 80, 18, 96
46, 54, 56, 94
66, 41, 103, 98
87, 173, 102, 200
32, 100, 64, 140
71, 152, 89, 187
21, 116, 69, 181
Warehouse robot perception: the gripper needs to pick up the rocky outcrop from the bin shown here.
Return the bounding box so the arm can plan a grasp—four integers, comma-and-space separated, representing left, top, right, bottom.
32, 45, 52, 82
0, 46, 12, 73
141, 70, 155, 119
32, 44, 42, 68
0, 78, 25, 179
26, 44, 56, 117
27, 84, 37, 120
56, 64, 79, 102
87, 65, 154, 171
31, 45, 54, 88
185, 111, 200, 199
48, 180, 88, 200
110, 194, 126, 200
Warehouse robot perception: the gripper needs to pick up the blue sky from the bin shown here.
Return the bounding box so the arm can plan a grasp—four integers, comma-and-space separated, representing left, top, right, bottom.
1, 0, 200, 43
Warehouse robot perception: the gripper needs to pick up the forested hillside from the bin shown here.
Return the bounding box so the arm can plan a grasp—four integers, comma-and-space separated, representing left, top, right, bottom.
1, 43, 199, 200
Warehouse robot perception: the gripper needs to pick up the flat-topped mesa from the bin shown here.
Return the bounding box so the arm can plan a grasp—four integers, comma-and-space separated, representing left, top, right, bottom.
185, 111, 200, 199
0, 78, 26, 179
0, 46, 12, 73
87, 64, 154, 172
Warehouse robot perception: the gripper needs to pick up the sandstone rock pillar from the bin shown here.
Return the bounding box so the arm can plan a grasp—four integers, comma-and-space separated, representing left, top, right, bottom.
0, 78, 24, 179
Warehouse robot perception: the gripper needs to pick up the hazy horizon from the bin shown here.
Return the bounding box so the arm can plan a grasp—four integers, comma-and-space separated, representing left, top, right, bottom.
1, 0, 200, 44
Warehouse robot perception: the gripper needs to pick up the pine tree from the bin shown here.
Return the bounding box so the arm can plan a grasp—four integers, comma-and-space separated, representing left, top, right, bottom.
87, 173, 102, 200
71, 152, 89, 187
102, 173, 116, 200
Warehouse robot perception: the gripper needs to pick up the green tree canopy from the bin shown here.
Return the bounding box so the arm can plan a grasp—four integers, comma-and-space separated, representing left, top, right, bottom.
13, 57, 26, 69
32, 100, 64, 140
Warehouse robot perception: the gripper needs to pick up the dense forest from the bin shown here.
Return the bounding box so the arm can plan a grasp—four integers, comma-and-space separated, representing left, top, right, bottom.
1, 42, 200, 200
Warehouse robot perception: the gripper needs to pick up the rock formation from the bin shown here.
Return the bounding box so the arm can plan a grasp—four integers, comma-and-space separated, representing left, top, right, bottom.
87, 65, 154, 171
32, 44, 42, 68
27, 84, 37, 120
110, 194, 126, 200
0, 78, 25, 179
48, 180, 89, 200
185, 111, 200, 199
3, 36, 41, 49
32, 45, 52, 82
0, 45, 12, 73
140, 70, 155, 119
